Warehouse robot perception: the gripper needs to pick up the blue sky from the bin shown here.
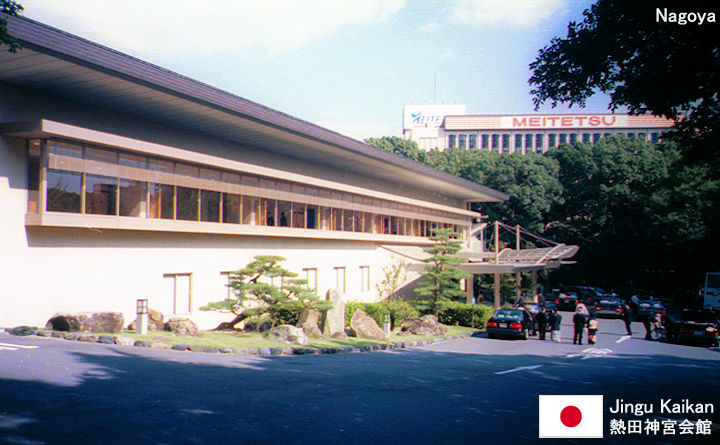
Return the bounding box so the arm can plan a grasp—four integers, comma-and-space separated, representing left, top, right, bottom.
20, 0, 611, 141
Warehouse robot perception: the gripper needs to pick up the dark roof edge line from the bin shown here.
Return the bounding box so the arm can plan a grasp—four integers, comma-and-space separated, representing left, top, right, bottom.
5, 14, 507, 201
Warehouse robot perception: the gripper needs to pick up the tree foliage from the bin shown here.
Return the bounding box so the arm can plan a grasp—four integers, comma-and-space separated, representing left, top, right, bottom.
202, 255, 331, 329
1, 0, 23, 53
529, 0, 719, 161
414, 228, 470, 314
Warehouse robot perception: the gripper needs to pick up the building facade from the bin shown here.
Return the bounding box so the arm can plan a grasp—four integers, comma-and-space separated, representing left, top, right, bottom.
0, 17, 507, 329
403, 104, 675, 152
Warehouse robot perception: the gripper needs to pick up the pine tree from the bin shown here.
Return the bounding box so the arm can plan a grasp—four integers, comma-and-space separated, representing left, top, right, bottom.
202, 255, 330, 329
414, 228, 470, 315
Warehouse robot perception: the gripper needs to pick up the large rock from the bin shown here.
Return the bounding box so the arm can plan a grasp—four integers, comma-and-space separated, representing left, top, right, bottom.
45, 312, 124, 333
399, 314, 447, 336
297, 308, 322, 339
321, 289, 345, 338
350, 309, 388, 341
266, 324, 310, 346
164, 318, 201, 337
127, 308, 165, 331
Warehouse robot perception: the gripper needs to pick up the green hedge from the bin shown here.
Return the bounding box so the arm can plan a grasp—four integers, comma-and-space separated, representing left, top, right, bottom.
345, 301, 419, 330
346, 300, 492, 330
408, 300, 493, 329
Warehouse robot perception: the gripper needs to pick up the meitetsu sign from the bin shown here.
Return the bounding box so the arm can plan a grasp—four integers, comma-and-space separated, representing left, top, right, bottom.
403, 104, 467, 130
506, 114, 627, 128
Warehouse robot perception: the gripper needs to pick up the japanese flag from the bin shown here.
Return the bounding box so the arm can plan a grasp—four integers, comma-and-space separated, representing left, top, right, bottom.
538, 395, 603, 438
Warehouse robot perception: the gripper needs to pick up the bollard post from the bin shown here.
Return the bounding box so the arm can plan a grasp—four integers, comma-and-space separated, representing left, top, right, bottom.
383, 313, 391, 335
136, 299, 149, 335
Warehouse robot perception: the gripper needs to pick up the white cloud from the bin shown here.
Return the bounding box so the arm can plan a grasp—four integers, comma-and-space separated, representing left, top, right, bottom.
452, 0, 566, 28
21, 0, 405, 55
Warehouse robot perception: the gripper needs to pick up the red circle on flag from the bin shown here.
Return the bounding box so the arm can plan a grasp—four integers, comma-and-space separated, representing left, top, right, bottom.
560, 405, 582, 427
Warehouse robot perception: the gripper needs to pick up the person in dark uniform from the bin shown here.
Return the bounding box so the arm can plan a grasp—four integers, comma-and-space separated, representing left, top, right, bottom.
536, 307, 548, 340
550, 308, 563, 342
621, 303, 633, 335
643, 306, 656, 340
573, 304, 589, 345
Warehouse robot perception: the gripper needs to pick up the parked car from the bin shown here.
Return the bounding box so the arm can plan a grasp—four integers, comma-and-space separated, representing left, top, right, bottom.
486, 309, 531, 340
554, 290, 579, 311
594, 296, 624, 318
561, 285, 605, 307
637, 300, 666, 321
666, 310, 719, 347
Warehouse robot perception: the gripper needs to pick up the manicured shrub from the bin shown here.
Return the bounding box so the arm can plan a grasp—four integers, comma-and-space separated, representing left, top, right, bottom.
407, 300, 494, 329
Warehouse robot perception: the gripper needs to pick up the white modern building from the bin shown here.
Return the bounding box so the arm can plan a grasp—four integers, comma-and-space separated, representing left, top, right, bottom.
403, 104, 675, 152
1, 16, 514, 329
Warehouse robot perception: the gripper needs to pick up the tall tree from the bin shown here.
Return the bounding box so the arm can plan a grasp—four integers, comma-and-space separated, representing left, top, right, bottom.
529, 0, 720, 158
364, 136, 426, 163
414, 228, 470, 315
1, 0, 23, 53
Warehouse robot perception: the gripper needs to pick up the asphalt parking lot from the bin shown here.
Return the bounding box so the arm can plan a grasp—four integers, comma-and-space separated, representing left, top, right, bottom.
1, 313, 718, 444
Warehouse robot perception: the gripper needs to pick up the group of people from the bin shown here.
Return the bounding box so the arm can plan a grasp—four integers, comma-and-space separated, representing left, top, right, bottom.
571, 303, 599, 345
531, 307, 563, 342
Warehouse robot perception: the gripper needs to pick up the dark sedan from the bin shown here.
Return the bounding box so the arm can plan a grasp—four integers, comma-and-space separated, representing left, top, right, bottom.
594, 297, 623, 318
557, 291, 579, 311
637, 300, 666, 321
668, 310, 719, 347
486, 309, 531, 340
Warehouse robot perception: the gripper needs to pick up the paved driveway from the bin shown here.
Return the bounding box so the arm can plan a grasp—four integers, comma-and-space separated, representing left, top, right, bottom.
1, 315, 718, 444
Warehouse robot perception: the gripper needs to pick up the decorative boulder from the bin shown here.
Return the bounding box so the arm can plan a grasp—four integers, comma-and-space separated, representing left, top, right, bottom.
45, 312, 124, 333
350, 309, 388, 341
266, 324, 310, 346
164, 318, 201, 337
127, 308, 165, 331
321, 288, 345, 338
297, 308, 323, 339
400, 314, 447, 336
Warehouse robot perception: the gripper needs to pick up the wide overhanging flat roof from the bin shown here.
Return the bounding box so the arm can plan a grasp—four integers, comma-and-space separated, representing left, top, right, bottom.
0, 15, 508, 204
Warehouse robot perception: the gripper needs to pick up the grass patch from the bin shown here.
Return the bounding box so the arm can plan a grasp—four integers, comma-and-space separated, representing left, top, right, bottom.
101, 325, 479, 350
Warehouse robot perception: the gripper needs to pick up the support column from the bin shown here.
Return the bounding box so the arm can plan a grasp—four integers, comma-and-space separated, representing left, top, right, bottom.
515, 272, 522, 302
532, 271, 538, 300
466, 275, 475, 304
494, 273, 501, 309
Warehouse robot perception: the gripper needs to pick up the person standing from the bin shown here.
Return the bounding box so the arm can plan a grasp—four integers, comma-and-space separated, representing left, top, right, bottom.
587, 315, 598, 345
536, 307, 548, 340
550, 308, 562, 342
621, 303, 633, 335
573, 304, 589, 345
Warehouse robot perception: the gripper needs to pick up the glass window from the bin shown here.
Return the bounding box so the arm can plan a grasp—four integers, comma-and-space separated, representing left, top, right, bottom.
570, 133, 578, 145
492, 134, 499, 150
148, 183, 174, 219
292, 203, 306, 228
306, 205, 318, 229
334, 267, 346, 293
502, 135, 510, 150
514, 134, 522, 149
277, 201, 291, 227
559, 134, 568, 144
46, 169, 82, 213
343, 209, 353, 231
458, 134, 467, 149
86, 174, 117, 215
481, 134, 489, 149
651, 132, 660, 144
548, 133, 557, 148
468, 134, 477, 149
303, 268, 318, 295
119, 152, 146, 169
200, 190, 220, 222
360, 266, 370, 292
448, 135, 456, 149
352, 211, 363, 232
176, 187, 198, 221
535, 134, 544, 151
582, 133, 591, 143
525, 134, 533, 149
119, 179, 145, 217
593, 133, 602, 144
364, 212, 373, 233
222, 193, 242, 224
332, 208, 343, 231
627, 132, 635, 139
638, 133, 646, 140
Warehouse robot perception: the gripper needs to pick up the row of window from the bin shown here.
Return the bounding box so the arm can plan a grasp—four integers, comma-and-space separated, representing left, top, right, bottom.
447, 131, 663, 151
43, 168, 466, 237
